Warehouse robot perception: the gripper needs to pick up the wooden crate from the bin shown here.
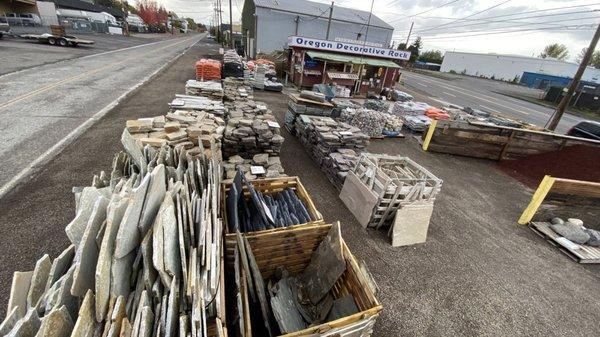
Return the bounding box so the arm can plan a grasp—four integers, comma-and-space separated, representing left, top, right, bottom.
422, 119, 600, 160
221, 176, 323, 234
351, 153, 442, 228
225, 223, 382, 337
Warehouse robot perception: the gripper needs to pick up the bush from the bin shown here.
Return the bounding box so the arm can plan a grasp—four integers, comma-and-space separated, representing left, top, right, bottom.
448, 70, 457, 74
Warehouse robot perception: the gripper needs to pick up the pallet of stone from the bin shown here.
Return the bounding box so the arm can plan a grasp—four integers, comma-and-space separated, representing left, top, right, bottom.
223, 77, 254, 101
196, 58, 222, 81
169, 94, 227, 116
222, 106, 284, 158
341, 153, 442, 232
3, 142, 228, 337
340, 107, 398, 138
253, 64, 266, 90
222, 154, 285, 182
222, 50, 244, 78
294, 115, 369, 167
530, 222, 600, 263
223, 222, 382, 336
221, 175, 322, 234
322, 148, 359, 191
126, 111, 225, 160
185, 80, 224, 99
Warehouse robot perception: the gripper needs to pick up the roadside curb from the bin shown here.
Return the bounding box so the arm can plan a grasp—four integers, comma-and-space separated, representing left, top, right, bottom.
0, 36, 202, 201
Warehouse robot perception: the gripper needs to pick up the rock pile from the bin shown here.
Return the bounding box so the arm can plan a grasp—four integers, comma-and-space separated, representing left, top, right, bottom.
295, 115, 369, 166
363, 99, 389, 112
223, 100, 284, 158
222, 154, 285, 182
223, 77, 253, 101
125, 109, 225, 159
222, 50, 244, 78
340, 108, 388, 138
184, 80, 224, 100
322, 148, 359, 190
168, 95, 227, 116
2, 142, 226, 337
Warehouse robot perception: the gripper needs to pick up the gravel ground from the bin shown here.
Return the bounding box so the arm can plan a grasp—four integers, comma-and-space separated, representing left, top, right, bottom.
2, 37, 600, 336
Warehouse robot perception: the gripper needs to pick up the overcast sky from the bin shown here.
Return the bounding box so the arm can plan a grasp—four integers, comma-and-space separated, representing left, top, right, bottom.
155, 0, 599, 62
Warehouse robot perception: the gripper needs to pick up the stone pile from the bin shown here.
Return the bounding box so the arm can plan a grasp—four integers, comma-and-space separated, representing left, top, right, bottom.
384, 115, 404, 134
340, 108, 388, 138
253, 64, 266, 90
126, 109, 225, 159
322, 148, 359, 190
184, 79, 224, 100
403, 115, 431, 132
2, 140, 226, 337
223, 100, 284, 158
222, 50, 244, 78
223, 77, 253, 101
391, 101, 431, 117
363, 99, 389, 112
222, 154, 285, 182
295, 115, 369, 166
169, 95, 227, 116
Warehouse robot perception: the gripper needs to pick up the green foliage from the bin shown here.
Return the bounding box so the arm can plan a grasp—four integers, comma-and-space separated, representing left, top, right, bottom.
576, 48, 600, 69
418, 50, 443, 64
539, 43, 569, 60
512, 75, 520, 84
185, 18, 197, 30
396, 42, 407, 50
448, 69, 457, 74
460, 69, 467, 75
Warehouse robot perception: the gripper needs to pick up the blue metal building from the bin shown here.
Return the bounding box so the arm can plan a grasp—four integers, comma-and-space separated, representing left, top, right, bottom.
519, 72, 571, 90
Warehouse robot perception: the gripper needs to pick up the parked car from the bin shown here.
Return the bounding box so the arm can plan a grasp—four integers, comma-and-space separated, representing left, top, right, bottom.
0, 17, 9, 38
5, 13, 41, 26
566, 120, 600, 140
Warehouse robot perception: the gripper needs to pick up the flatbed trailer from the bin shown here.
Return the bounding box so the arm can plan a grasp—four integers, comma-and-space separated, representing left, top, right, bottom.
1, 31, 94, 47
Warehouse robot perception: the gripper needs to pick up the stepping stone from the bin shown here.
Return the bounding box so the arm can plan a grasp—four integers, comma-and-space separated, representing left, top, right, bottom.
114, 174, 150, 259
27, 254, 52, 309
65, 187, 109, 246
138, 165, 166, 236
7, 271, 33, 318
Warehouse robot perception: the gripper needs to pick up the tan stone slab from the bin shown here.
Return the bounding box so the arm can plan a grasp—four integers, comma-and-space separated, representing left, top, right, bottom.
164, 122, 180, 133
339, 172, 378, 228
390, 202, 434, 247
139, 138, 167, 147
7, 271, 33, 318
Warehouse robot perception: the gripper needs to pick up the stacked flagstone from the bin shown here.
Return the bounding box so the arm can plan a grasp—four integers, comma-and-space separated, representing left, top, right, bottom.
168, 95, 227, 116
222, 154, 285, 182
125, 110, 225, 160
2, 135, 226, 337
222, 100, 284, 158
322, 149, 359, 190
295, 115, 369, 166
184, 80, 224, 100
222, 77, 253, 101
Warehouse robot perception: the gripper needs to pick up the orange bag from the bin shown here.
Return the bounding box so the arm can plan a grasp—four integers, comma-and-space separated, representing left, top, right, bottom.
195, 59, 222, 81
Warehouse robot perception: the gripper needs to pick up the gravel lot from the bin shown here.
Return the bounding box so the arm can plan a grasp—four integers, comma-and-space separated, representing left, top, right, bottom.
2, 37, 600, 336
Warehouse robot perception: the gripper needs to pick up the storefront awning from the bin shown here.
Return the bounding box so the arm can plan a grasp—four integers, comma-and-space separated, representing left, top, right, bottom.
306, 51, 401, 68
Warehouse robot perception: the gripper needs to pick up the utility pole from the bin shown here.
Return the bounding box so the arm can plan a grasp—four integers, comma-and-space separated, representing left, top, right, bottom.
547, 23, 600, 131
325, 1, 334, 40
294, 15, 299, 35
404, 21, 414, 48
229, 0, 233, 48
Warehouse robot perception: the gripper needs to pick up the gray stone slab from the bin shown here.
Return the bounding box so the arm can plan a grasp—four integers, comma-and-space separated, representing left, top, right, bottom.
5, 308, 40, 337
65, 187, 110, 246
326, 294, 359, 322
111, 250, 135, 299
339, 172, 378, 228
121, 129, 147, 172
165, 277, 179, 337
141, 229, 157, 290
119, 318, 132, 337
35, 306, 73, 337
298, 222, 345, 305
139, 165, 166, 237
96, 195, 130, 322
71, 290, 96, 337
71, 197, 108, 297
162, 196, 181, 283
390, 202, 433, 247
0, 307, 20, 336
114, 173, 150, 259
27, 254, 52, 309
269, 277, 307, 334
8, 271, 33, 318
243, 236, 274, 337
138, 307, 154, 337
46, 245, 75, 292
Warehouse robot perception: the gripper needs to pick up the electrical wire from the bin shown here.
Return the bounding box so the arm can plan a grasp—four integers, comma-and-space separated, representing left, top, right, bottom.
386, 0, 461, 23
414, 0, 512, 33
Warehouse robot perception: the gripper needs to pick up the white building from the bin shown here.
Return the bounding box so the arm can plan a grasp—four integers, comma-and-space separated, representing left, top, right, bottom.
241, 0, 394, 58
440, 51, 600, 83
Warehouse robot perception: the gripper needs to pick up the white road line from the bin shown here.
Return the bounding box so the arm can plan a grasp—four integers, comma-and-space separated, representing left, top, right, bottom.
416, 82, 428, 87
442, 91, 456, 97
479, 105, 499, 113
430, 98, 450, 105
0, 37, 201, 200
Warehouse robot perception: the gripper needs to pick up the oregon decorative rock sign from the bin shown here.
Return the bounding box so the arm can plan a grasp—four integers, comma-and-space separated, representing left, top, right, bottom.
288, 35, 411, 60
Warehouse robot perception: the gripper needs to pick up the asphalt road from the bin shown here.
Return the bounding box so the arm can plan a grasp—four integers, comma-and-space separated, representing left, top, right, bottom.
402, 71, 583, 133
0, 33, 203, 193
0, 28, 177, 75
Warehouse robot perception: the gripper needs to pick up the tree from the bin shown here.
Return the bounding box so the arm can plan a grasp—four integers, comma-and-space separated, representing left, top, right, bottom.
407, 37, 422, 63
397, 42, 407, 50
186, 18, 198, 30
539, 43, 569, 60
576, 47, 600, 69
418, 50, 443, 64
137, 0, 168, 25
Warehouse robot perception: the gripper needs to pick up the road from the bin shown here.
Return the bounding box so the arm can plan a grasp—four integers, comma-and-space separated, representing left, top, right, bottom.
402, 71, 583, 133
0, 33, 203, 193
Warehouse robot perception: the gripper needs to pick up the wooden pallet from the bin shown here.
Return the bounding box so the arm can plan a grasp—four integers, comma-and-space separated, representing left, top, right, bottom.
370, 133, 405, 140
530, 222, 600, 264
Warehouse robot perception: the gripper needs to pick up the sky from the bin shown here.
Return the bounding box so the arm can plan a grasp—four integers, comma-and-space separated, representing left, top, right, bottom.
154, 0, 599, 62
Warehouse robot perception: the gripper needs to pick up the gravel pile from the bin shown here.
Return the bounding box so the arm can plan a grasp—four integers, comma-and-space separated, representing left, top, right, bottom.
340, 108, 387, 138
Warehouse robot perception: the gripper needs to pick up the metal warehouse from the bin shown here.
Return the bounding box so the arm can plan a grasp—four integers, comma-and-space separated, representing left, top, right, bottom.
440, 51, 600, 83
241, 0, 394, 58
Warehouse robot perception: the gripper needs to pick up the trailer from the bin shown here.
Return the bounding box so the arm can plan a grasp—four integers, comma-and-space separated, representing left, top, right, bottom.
17, 33, 94, 47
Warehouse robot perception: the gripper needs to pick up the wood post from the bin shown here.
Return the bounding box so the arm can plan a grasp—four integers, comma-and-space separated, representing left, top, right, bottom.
422, 119, 438, 151
518, 175, 556, 225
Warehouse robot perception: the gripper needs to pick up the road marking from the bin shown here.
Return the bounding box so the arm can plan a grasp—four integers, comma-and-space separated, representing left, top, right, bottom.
442, 91, 456, 97
430, 98, 450, 106
0, 36, 198, 111
416, 82, 428, 87
0, 37, 201, 200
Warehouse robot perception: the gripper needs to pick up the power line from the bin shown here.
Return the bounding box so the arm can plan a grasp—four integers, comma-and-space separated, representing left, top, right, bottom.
414, 0, 512, 33
386, 0, 461, 24
399, 24, 597, 41
413, 9, 600, 33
